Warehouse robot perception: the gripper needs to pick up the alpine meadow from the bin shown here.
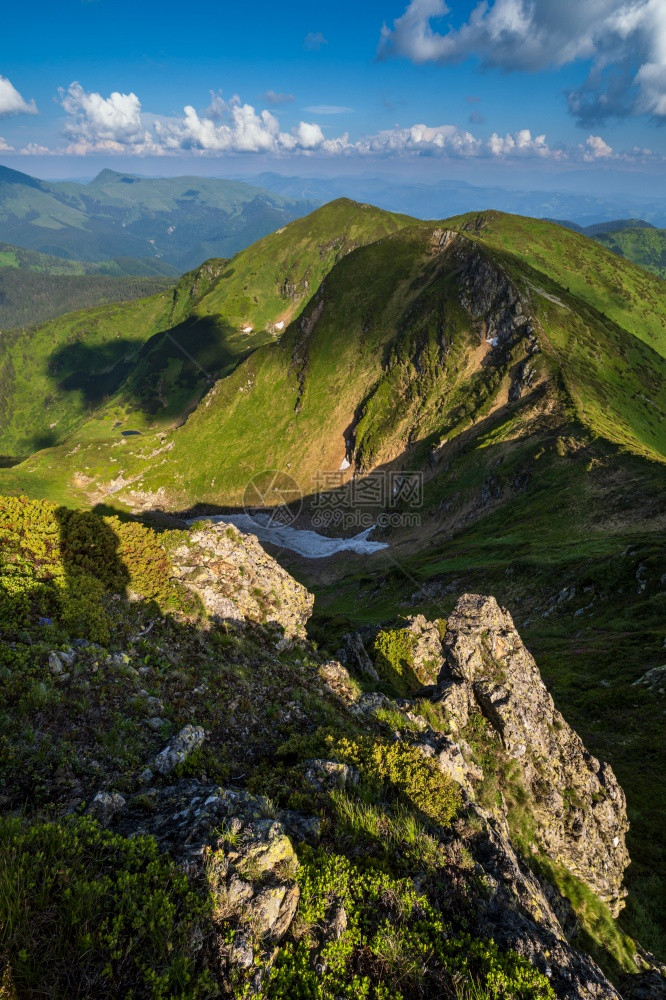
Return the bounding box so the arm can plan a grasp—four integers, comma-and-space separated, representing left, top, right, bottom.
0, 2, 665, 999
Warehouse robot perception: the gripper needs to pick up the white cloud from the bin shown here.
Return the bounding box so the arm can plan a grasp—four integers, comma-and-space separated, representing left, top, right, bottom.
31, 80, 652, 166
60, 82, 149, 147
18, 142, 49, 155
580, 134, 614, 160
0, 135, 14, 151
263, 90, 294, 106
304, 105, 354, 114
57, 84, 328, 156
379, 0, 666, 122
0, 74, 37, 116
487, 129, 556, 158
304, 32, 328, 51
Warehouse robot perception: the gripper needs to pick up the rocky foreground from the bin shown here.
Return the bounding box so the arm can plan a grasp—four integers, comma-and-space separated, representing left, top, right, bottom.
1, 501, 664, 999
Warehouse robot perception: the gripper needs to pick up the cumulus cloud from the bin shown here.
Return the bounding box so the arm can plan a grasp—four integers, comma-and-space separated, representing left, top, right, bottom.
304, 32, 328, 51
57, 83, 328, 156
378, 0, 666, 123
60, 82, 149, 148
0, 74, 37, 116
42, 80, 654, 165
580, 134, 614, 160
0, 135, 14, 151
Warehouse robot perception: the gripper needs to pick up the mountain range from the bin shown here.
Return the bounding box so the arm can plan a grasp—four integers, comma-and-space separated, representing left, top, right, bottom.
0, 197, 665, 982
0, 164, 315, 272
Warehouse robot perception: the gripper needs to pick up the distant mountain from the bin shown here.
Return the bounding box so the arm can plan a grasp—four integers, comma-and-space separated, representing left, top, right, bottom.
0, 165, 316, 271
595, 225, 666, 279
249, 171, 666, 228
543, 219, 666, 279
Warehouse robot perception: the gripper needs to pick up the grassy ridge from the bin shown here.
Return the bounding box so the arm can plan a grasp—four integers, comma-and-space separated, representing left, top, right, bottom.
595, 226, 666, 280
0, 199, 414, 463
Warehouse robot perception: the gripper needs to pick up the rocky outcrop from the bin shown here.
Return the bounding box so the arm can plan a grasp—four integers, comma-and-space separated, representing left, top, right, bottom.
437, 594, 630, 916
170, 521, 313, 636
404, 614, 445, 685
118, 781, 309, 973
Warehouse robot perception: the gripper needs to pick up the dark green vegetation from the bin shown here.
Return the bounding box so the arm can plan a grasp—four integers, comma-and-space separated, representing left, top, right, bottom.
0, 495, 557, 999
0, 200, 664, 981
548, 218, 666, 279
0, 267, 173, 332
0, 164, 314, 271
595, 226, 666, 280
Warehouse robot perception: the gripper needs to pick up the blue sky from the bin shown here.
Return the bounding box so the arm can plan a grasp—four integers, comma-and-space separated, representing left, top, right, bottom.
1, 0, 665, 188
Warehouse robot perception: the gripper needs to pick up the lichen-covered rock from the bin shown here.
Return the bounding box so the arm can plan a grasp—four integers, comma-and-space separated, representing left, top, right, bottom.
117, 781, 309, 964
171, 521, 313, 637
88, 790, 126, 826
340, 632, 379, 681
403, 614, 445, 685
459, 804, 622, 1000
303, 759, 359, 791
440, 594, 630, 915
152, 724, 205, 776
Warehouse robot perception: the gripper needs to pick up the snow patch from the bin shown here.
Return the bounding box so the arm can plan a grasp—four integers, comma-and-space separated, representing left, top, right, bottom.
190, 513, 388, 559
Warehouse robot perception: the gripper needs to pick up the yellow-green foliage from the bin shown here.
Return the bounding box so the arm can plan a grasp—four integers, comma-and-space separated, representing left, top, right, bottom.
373, 627, 420, 695
105, 516, 172, 600
0, 495, 174, 638
267, 848, 554, 1000
0, 815, 213, 1000
336, 736, 461, 827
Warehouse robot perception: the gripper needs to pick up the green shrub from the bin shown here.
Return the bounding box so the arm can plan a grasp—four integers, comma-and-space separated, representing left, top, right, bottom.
335, 736, 461, 827
0, 496, 175, 637
267, 848, 555, 1000
0, 815, 213, 1000
373, 627, 420, 695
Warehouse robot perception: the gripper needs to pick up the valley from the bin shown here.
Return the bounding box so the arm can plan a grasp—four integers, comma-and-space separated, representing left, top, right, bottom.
0, 195, 664, 997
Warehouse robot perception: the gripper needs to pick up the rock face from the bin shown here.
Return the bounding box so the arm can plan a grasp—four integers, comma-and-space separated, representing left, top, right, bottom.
170, 521, 313, 637
119, 781, 305, 966
404, 614, 445, 686
438, 594, 630, 916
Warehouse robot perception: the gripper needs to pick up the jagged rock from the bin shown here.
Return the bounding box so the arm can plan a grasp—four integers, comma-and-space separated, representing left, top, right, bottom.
632, 665, 666, 693
304, 759, 359, 791
417, 735, 484, 797
117, 781, 305, 964
48, 651, 63, 675
152, 724, 205, 776
619, 970, 666, 999
440, 594, 630, 915
433, 678, 471, 732
88, 790, 126, 826
340, 632, 379, 681
461, 804, 622, 1000
318, 659, 359, 704
171, 522, 313, 637
403, 614, 445, 685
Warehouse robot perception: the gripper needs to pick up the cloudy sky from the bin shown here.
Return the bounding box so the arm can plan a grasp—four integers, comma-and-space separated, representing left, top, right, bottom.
1, 0, 665, 187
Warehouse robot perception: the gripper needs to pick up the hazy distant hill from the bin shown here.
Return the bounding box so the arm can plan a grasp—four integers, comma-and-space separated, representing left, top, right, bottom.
0, 165, 315, 271
250, 170, 666, 228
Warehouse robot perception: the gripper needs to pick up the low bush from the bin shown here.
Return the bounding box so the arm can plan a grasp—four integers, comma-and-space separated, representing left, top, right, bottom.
0, 815, 213, 999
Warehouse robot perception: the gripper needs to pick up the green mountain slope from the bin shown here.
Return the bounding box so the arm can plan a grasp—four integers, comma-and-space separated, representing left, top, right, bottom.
0, 200, 413, 460
1, 203, 665, 958
595, 226, 666, 280
17, 207, 661, 512
0, 164, 315, 271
